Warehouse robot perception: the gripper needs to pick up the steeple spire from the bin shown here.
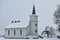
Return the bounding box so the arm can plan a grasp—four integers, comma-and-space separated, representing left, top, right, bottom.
32, 4, 36, 14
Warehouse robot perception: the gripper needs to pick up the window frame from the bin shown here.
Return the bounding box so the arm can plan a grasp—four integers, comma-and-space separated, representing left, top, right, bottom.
14, 29, 16, 35
20, 29, 22, 35
8, 30, 10, 35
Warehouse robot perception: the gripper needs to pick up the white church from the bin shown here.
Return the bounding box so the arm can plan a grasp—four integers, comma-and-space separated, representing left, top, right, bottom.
4, 5, 39, 39
1, 4, 60, 39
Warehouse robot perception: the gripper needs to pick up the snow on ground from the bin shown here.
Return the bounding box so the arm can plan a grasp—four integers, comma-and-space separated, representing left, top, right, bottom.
0, 37, 60, 40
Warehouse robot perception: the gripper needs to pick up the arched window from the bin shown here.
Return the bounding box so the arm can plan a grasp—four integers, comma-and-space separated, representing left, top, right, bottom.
8, 30, 10, 35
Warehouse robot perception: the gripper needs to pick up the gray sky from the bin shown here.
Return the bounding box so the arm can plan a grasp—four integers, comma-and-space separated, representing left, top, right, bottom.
0, 0, 60, 35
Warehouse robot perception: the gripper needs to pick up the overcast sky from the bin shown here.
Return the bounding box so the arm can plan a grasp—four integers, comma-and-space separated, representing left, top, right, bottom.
0, 0, 60, 35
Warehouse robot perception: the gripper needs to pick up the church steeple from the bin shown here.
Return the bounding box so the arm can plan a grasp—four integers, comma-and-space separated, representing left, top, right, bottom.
30, 4, 38, 35
32, 4, 36, 14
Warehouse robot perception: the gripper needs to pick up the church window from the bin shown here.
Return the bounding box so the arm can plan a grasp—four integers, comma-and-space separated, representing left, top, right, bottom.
35, 24, 37, 26
20, 29, 22, 35
35, 30, 37, 33
8, 30, 10, 35
14, 30, 16, 35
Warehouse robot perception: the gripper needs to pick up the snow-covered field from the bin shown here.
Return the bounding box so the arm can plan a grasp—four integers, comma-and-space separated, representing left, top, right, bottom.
0, 37, 60, 40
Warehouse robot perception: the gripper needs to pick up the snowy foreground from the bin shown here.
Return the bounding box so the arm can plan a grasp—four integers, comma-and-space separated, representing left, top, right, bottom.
0, 37, 60, 40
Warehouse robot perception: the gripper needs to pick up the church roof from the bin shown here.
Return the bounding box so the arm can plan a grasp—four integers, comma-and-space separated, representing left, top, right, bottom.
5, 22, 28, 28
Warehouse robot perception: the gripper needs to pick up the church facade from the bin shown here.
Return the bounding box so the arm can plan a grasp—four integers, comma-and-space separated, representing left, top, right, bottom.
4, 5, 39, 39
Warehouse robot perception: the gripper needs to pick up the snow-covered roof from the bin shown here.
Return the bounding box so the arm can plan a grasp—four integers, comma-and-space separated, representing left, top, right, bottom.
5, 22, 28, 28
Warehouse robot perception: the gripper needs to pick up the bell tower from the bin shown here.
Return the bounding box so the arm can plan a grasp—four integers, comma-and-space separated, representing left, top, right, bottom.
29, 5, 38, 35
